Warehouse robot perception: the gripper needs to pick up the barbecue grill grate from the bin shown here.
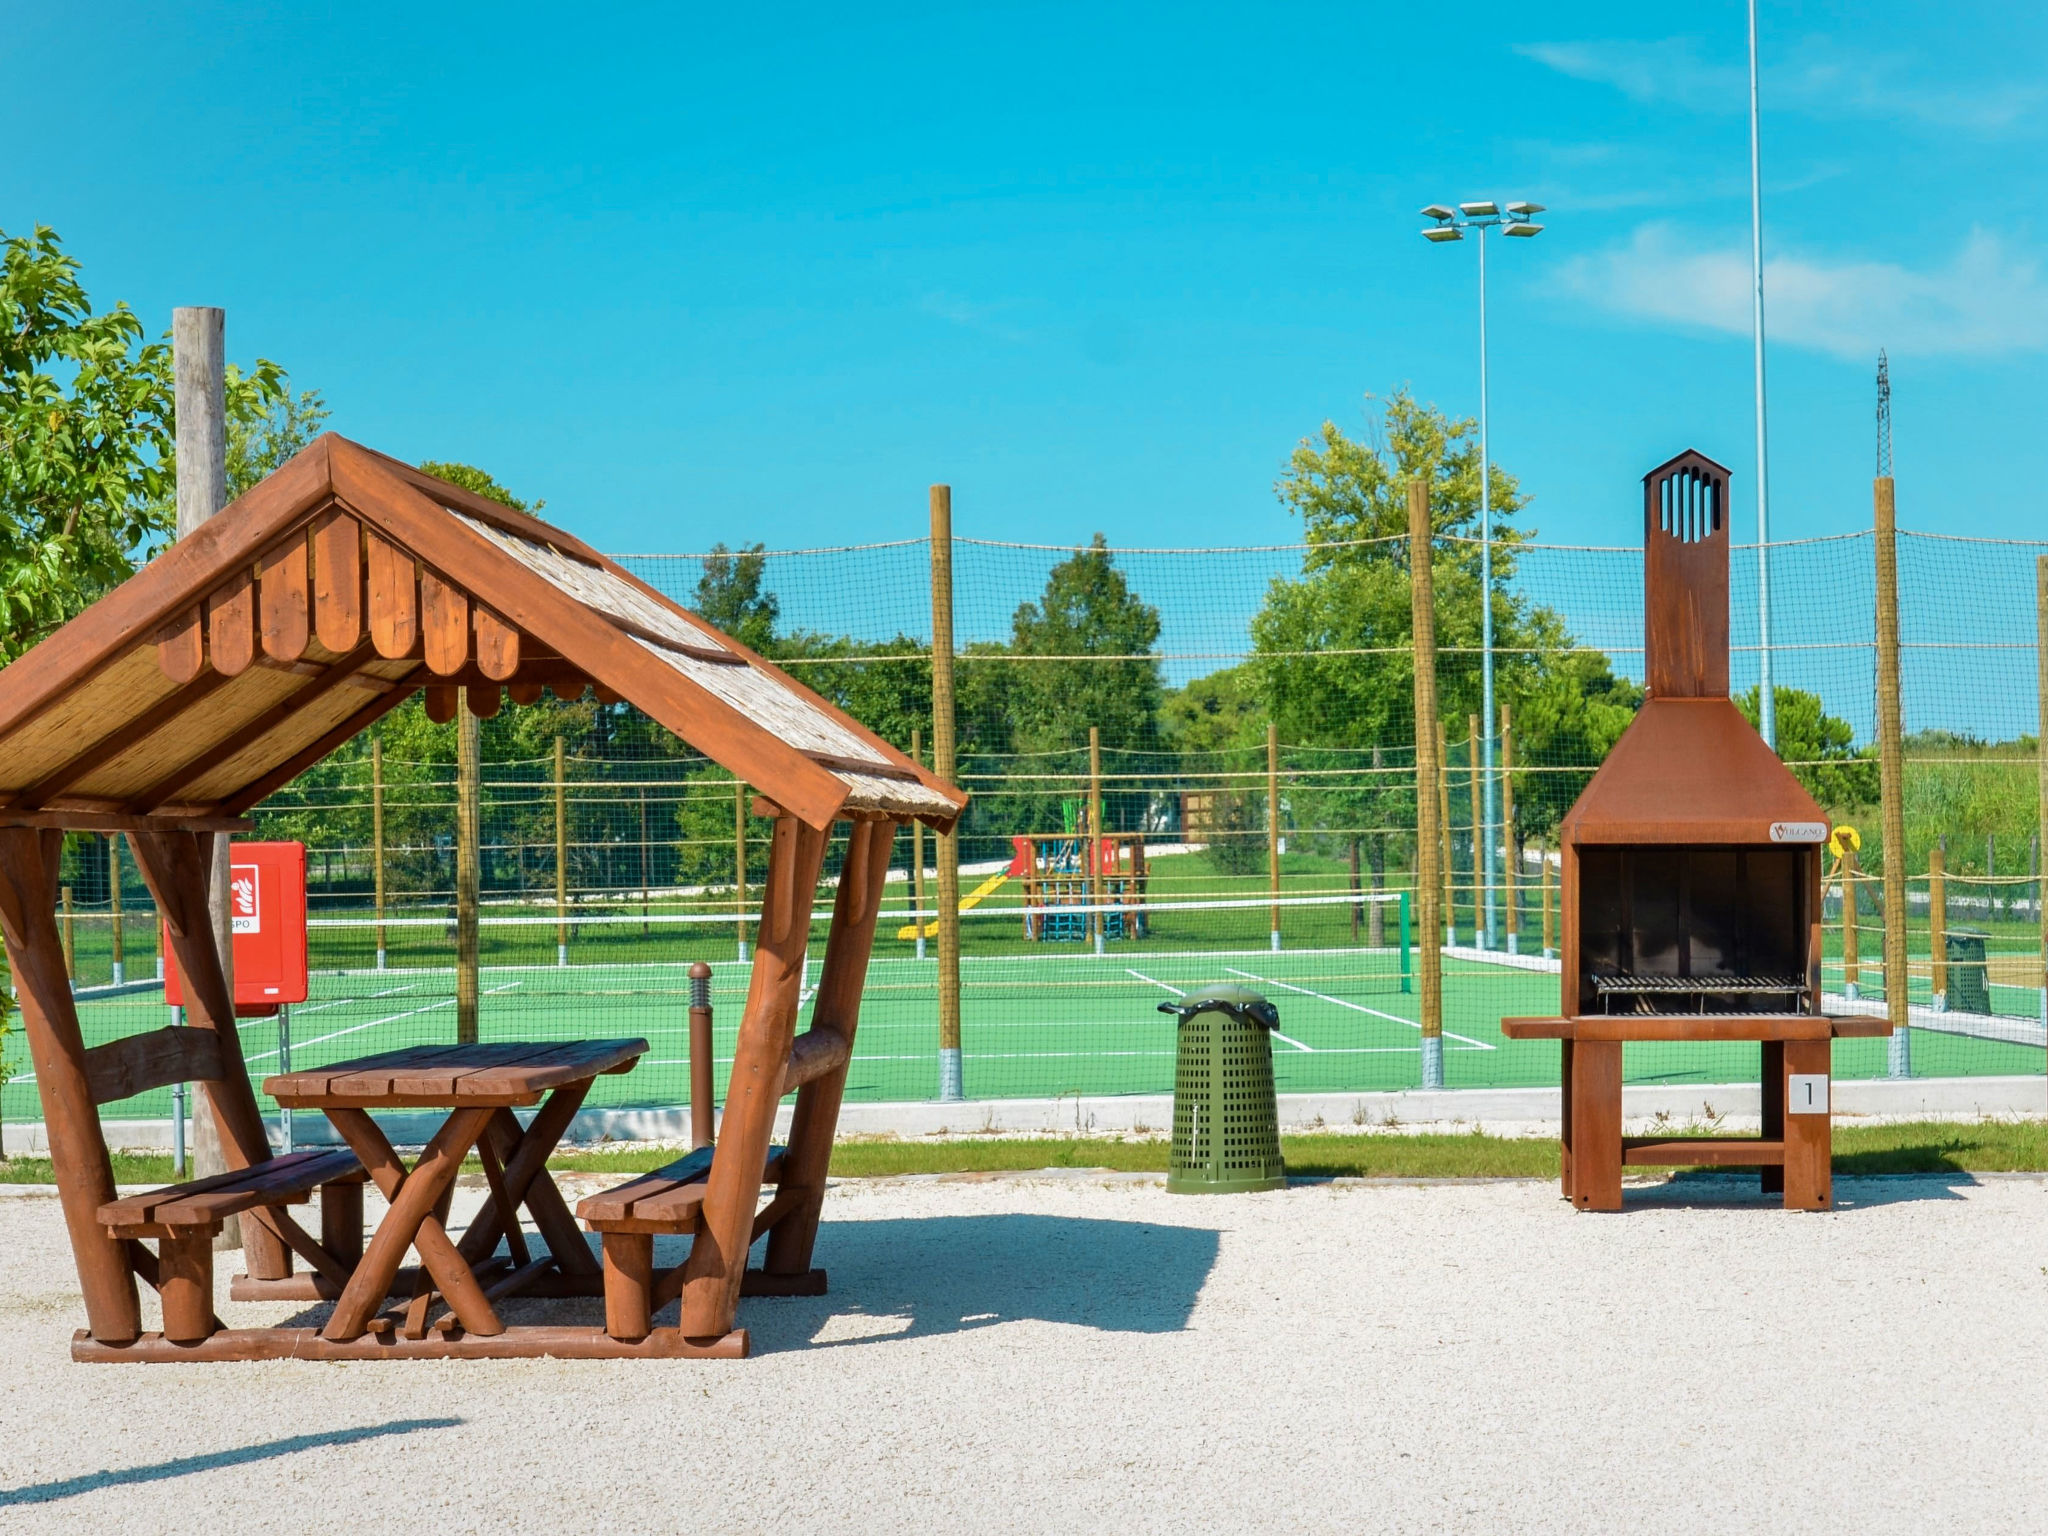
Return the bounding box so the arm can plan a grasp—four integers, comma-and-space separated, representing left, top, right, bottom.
1590, 973, 1809, 1016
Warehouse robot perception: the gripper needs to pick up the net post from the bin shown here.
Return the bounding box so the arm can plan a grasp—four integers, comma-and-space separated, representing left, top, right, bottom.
931, 485, 964, 1101
107, 836, 124, 985
1500, 705, 1518, 955
1874, 474, 1912, 1054
1266, 722, 1281, 952
456, 693, 480, 1045
373, 734, 388, 970
1408, 479, 1445, 1089
911, 728, 927, 961
1090, 724, 1105, 956
2037, 557, 2048, 1068
553, 735, 567, 967
1929, 839, 1947, 1011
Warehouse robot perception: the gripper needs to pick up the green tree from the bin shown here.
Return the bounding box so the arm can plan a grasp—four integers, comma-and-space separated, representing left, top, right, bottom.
1007, 534, 1163, 755
1737, 685, 1878, 810
693, 542, 778, 653
0, 223, 286, 660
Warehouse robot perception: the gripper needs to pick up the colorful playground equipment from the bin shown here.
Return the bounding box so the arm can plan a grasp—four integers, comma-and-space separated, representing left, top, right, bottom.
1018, 803, 1150, 943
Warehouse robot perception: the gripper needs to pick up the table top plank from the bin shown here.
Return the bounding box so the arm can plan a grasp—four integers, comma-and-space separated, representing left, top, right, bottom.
266, 1039, 649, 1108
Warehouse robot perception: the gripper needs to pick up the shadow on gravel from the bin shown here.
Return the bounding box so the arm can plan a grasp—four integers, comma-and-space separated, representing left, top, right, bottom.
741, 1214, 1220, 1354
0, 1417, 462, 1507
1636, 1170, 1980, 1209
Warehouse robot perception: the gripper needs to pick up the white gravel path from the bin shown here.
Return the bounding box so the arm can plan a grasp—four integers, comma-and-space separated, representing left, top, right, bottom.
2, 1170, 2046, 1533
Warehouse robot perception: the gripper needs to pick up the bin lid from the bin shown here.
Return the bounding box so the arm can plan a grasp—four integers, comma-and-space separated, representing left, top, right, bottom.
1157, 983, 1280, 1029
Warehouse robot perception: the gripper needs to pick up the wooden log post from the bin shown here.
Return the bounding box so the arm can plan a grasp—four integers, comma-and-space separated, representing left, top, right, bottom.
554, 735, 568, 967
1437, 718, 1453, 946
1541, 837, 1556, 959
456, 694, 481, 1045
1267, 722, 1282, 952
1500, 705, 1519, 955
1367, 744, 1386, 947
638, 784, 651, 936
60, 883, 74, 981
1408, 480, 1445, 1089
764, 817, 899, 1277
0, 828, 141, 1341
1874, 472, 1911, 1041
680, 815, 828, 1338
372, 735, 387, 969
911, 728, 927, 960
1842, 844, 1861, 1001
1929, 840, 1947, 1010
931, 485, 964, 1101
689, 960, 715, 1149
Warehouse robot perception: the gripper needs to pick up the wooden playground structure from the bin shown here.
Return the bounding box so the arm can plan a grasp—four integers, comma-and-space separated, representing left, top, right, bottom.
1503, 451, 1890, 1211
0, 436, 965, 1360
1015, 813, 1150, 942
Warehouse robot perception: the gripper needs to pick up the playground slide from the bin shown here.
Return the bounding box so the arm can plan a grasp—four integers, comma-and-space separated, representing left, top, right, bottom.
896, 837, 1033, 941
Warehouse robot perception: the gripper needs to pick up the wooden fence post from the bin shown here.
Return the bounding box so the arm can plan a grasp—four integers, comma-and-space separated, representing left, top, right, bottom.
60, 883, 75, 981
1500, 705, 1518, 955
1266, 722, 1281, 952
1930, 839, 1947, 1010
1408, 480, 1445, 1089
1436, 718, 1452, 946
733, 780, 748, 962
638, 784, 651, 937
373, 735, 387, 969
1090, 725, 1105, 954
1842, 845, 1861, 1001
456, 695, 480, 1045
931, 485, 963, 1100
108, 838, 124, 985
1367, 744, 1385, 947
1541, 837, 1556, 959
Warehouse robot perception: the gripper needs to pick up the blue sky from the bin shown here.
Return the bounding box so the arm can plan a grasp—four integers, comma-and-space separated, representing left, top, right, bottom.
7, 1, 2044, 553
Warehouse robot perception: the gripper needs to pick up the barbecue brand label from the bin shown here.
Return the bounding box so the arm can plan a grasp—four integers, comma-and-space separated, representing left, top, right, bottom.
1787, 1074, 1829, 1114
1768, 822, 1827, 843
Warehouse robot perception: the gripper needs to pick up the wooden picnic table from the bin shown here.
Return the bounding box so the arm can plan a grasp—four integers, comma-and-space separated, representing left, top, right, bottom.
263, 1038, 646, 1344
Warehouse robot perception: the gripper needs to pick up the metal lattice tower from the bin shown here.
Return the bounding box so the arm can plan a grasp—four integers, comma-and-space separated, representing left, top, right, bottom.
1876, 348, 1893, 479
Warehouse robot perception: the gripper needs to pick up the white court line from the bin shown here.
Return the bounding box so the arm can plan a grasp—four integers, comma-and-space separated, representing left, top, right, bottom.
1226, 967, 1498, 1052
1125, 969, 1184, 995
243, 981, 524, 1066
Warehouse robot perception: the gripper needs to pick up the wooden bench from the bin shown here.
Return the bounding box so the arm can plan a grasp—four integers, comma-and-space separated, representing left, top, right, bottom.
98, 1150, 367, 1343
577, 1144, 813, 1340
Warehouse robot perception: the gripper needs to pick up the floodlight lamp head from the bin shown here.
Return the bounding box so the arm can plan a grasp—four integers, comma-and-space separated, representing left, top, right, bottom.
1422, 226, 1463, 243
1503, 222, 1543, 237
1459, 200, 1499, 217
1420, 204, 1455, 221
1506, 201, 1546, 216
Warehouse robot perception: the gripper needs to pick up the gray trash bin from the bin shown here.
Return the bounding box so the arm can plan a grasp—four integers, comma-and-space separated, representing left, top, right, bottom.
1944, 928, 1990, 1015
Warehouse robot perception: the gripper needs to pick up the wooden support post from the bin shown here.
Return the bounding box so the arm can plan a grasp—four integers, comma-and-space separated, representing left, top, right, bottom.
157, 1233, 215, 1344
680, 816, 828, 1337
1567, 1041, 1623, 1212
1930, 840, 1947, 1008
108, 837, 124, 985
60, 882, 74, 981
638, 783, 651, 936
765, 817, 898, 1276
1367, 744, 1385, 948
1780, 1039, 1833, 1210
1467, 714, 1483, 949
553, 735, 568, 966
911, 728, 927, 960
1437, 718, 1453, 946
0, 828, 141, 1341
1500, 705, 1518, 954
322, 1179, 364, 1269
931, 485, 963, 1101
1407, 480, 1445, 1089
1874, 473, 1911, 1033
456, 694, 481, 1044
603, 1232, 655, 1341
372, 735, 387, 968
689, 960, 715, 1149
733, 780, 748, 961
1266, 722, 1281, 952
1089, 725, 1104, 952
1541, 838, 1556, 958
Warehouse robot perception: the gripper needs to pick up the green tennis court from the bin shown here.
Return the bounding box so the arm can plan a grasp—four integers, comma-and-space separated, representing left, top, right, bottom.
10, 940, 2039, 1127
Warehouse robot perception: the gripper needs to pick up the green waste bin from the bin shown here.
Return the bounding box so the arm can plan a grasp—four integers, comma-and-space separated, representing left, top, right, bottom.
1160, 984, 1286, 1194
1944, 928, 1991, 1015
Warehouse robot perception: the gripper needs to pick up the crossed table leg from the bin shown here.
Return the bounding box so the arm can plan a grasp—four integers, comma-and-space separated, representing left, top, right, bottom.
320, 1086, 601, 1342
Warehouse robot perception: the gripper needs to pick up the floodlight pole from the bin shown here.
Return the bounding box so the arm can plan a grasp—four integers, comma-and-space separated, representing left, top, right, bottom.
1748, 0, 1777, 749
1475, 221, 1497, 952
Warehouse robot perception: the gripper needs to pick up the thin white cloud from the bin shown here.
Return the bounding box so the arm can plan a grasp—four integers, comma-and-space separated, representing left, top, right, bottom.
918, 291, 1032, 343
1558, 224, 2048, 359
1516, 37, 2041, 135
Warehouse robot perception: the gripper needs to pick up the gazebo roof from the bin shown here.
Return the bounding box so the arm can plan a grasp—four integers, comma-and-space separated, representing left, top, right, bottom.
0, 434, 964, 833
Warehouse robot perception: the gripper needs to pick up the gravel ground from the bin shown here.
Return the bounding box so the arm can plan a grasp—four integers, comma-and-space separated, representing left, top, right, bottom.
2, 1170, 2045, 1533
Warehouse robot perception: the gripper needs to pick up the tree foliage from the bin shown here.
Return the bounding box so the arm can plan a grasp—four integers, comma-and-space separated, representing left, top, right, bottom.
0, 224, 287, 660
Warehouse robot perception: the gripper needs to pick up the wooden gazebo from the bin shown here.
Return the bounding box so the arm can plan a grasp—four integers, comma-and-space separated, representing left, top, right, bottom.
0, 435, 964, 1359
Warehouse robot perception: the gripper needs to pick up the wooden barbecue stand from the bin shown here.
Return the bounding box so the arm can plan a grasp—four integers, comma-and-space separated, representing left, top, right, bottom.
0, 436, 965, 1360
1502, 451, 1889, 1212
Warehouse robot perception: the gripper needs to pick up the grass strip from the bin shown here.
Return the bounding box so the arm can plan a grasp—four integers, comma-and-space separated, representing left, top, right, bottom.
6, 1119, 2048, 1187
